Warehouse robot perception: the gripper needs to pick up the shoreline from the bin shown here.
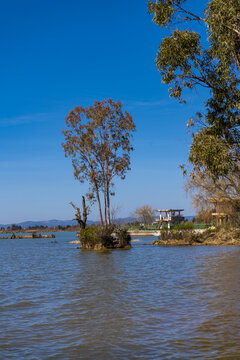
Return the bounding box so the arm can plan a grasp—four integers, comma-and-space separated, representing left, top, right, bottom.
0, 233, 56, 239
128, 231, 157, 236
151, 228, 240, 246
151, 239, 240, 246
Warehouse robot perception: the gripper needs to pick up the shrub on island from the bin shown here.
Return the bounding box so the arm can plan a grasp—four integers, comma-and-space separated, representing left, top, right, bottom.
79, 225, 131, 250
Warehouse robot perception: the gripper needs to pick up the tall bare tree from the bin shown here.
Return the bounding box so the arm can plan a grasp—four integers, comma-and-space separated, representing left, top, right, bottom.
62, 99, 135, 225
134, 205, 155, 225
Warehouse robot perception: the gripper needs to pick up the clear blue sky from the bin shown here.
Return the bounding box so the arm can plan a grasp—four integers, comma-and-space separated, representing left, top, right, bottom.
0, 0, 208, 223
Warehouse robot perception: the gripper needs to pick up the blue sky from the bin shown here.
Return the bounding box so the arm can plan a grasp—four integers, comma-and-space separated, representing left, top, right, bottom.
0, 0, 208, 223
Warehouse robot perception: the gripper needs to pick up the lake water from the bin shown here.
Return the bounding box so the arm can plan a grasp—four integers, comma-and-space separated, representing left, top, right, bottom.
0, 232, 240, 359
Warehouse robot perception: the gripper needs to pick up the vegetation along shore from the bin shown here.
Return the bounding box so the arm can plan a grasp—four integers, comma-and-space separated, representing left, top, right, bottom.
152, 227, 240, 246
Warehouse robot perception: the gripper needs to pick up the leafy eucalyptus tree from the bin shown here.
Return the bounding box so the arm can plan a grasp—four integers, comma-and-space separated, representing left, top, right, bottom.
149, 0, 240, 207
62, 99, 135, 225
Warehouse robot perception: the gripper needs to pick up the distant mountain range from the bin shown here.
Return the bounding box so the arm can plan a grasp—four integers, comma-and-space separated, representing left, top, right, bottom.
0, 217, 134, 229
0, 216, 194, 229
0, 219, 81, 229
185, 216, 195, 221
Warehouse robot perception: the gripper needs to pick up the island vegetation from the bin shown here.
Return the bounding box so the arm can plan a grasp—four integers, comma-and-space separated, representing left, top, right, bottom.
151, 226, 240, 246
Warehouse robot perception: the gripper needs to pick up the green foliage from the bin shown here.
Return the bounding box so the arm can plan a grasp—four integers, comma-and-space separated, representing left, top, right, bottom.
153, 225, 240, 245
115, 228, 131, 246
80, 225, 115, 249
156, 30, 201, 101
79, 224, 132, 249
97, 224, 115, 248
148, 1, 188, 28
149, 0, 240, 205
79, 226, 100, 248
206, 0, 240, 71
189, 132, 232, 177
172, 223, 194, 230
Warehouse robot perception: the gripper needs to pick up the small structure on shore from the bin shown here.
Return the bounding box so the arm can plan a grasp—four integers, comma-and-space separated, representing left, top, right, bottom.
154, 209, 184, 229
211, 198, 240, 225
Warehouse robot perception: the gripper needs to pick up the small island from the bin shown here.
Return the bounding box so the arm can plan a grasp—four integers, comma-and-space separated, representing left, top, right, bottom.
0, 232, 55, 239
79, 226, 131, 250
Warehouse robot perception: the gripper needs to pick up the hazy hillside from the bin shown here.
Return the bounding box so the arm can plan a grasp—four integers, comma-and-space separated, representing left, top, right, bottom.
0, 217, 134, 229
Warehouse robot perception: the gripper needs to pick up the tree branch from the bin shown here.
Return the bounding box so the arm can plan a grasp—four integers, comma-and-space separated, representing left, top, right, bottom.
175, 4, 204, 22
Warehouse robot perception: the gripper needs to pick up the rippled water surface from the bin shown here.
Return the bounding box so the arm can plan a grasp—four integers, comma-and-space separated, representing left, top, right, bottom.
1, 232, 240, 359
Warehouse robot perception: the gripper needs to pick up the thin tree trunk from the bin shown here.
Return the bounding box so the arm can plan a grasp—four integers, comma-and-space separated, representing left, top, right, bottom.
82, 196, 87, 229
106, 182, 111, 225
104, 186, 107, 226
95, 187, 104, 225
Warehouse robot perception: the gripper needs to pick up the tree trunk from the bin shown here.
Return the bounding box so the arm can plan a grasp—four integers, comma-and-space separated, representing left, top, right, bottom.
104, 187, 107, 226
106, 182, 111, 225
69, 197, 87, 231
82, 196, 87, 229
95, 187, 104, 226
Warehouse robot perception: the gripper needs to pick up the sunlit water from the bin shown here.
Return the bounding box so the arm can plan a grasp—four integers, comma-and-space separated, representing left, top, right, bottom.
0, 232, 240, 359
